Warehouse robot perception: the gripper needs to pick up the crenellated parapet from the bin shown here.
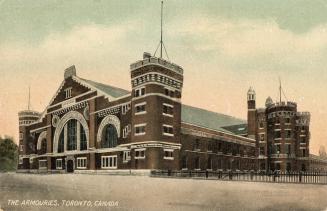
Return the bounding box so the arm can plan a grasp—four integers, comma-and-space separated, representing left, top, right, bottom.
18, 110, 41, 126
296, 112, 310, 126
130, 55, 183, 75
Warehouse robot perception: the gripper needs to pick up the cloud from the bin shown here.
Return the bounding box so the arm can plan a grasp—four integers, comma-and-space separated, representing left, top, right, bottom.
168, 16, 327, 73
1, 17, 327, 154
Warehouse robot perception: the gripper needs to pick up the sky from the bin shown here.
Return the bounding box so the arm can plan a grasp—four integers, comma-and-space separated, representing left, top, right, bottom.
0, 0, 327, 154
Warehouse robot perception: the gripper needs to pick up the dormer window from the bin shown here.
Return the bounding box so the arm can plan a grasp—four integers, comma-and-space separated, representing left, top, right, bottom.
65, 87, 72, 99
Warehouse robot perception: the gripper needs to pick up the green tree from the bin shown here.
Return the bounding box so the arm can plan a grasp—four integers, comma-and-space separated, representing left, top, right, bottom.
0, 136, 18, 171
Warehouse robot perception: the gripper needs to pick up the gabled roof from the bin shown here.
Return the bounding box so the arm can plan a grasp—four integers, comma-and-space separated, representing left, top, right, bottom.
78, 78, 130, 98
181, 104, 246, 133
37, 74, 247, 135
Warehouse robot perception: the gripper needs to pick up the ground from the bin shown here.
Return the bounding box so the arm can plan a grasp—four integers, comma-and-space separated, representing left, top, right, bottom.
0, 173, 326, 211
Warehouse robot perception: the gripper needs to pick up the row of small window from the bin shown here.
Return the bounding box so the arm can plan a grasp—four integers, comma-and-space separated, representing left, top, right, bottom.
133, 149, 174, 160
53, 157, 117, 170
274, 130, 293, 139
181, 156, 254, 170
55, 158, 87, 169
261, 131, 306, 142
135, 102, 174, 116
270, 145, 306, 156
192, 140, 249, 155
52, 149, 174, 170
135, 124, 174, 136
259, 117, 293, 128
133, 87, 178, 98
19, 120, 34, 125
65, 87, 72, 99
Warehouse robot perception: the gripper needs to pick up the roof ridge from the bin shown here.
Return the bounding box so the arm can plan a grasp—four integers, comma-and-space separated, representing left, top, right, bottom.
79, 77, 130, 93
182, 104, 245, 122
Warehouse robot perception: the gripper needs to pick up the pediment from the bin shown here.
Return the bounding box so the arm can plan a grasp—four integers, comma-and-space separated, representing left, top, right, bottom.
49, 77, 93, 107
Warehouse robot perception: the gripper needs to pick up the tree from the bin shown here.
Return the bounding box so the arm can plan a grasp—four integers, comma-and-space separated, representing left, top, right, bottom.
0, 136, 18, 171
319, 145, 327, 158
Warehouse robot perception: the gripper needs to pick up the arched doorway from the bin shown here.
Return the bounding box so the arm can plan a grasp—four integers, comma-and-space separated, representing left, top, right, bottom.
67, 160, 74, 173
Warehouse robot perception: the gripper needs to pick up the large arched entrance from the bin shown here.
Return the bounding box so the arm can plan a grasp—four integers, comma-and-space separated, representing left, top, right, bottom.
53, 111, 89, 153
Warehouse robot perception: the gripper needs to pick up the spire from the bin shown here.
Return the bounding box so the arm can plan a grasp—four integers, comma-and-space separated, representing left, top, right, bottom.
154, 1, 170, 61
278, 77, 288, 103
28, 86, 31, 110
279, 77, 281, 103
160, 0, 163, 58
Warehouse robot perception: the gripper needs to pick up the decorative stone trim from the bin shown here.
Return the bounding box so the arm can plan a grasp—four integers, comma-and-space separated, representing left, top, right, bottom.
83, 104, 89, 120
52, 101, 88, 116
37, 131, 47, 150
52, 115, 60, 127
97, 106, 120, 118
53, 111, 89, 153
96, 115, 121, 143
131, 73, 182, 90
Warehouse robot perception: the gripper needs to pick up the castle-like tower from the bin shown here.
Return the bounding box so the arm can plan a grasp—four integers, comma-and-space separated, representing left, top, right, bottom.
247, 87, 311, 172
247, 87, 256, 140
129, 52, 184, 169
18, 110, 41, 168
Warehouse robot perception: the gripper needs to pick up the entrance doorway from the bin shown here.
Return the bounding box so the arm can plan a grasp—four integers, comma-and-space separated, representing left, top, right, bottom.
67, 160, 74, 173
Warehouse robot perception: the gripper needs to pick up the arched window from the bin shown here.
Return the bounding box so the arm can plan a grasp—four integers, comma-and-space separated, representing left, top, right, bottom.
54, 111, 89, 153
58, 130, 64, 153
40, 139, 47, 154
102, 124, 118, 148
67, 119, 77, 151
80, 126, 87, 151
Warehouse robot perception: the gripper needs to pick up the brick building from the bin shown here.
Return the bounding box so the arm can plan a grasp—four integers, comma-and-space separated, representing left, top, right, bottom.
17, 52, 327, 173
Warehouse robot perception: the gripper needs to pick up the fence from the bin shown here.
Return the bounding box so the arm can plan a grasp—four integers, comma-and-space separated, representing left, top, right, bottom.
150, 170, 327, 184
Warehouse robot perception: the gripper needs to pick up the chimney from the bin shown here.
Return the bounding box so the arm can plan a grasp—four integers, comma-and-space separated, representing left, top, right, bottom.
143, 52, 151, 59
64, 65, 76, 79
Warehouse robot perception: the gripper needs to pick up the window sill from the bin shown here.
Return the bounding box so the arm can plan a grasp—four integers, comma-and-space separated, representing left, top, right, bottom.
101, 167, 118, 169
135, 157, 145, 159
135, 133, 146, 136
163, 133, 174, 137
163, 113, 174, 118
135, 112, 147, 115
163, 157, 174, 160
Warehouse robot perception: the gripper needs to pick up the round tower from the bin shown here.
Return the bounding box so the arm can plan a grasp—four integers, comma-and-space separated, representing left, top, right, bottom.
265, 101, 298, 172
18, 110, 41, 169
